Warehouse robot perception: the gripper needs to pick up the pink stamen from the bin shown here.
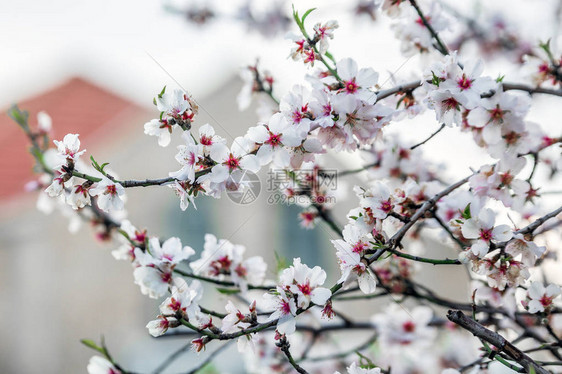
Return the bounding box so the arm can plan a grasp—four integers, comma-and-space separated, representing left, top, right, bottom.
457, 75, 472, 90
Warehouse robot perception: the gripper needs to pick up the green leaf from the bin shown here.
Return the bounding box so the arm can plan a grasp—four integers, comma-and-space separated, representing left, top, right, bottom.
7, 105, 29, 129
539, 39, 556, 63
301, 8, 316, 24
216, 287, 240, 295
158, 85, 166, 99
396, 94, 406, 109
461, 203, 471, 220
90, 156, 110, 174
292, 5, 300, 26
539, 39, 551, 55
90, 155, 100, 170
496, 74, 505, 83
100, 162, 110, 172
356, 352, 377, 369
80, 339, 106, 356
431, 71, 441, 87
274, 251, 288, 273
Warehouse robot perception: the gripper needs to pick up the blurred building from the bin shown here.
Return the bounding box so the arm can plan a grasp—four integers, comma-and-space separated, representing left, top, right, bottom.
0, 75, 338, 373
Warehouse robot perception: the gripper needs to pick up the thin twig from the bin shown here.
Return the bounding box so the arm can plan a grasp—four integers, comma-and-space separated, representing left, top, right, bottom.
408, 0, 450, 55
299, 333, 378, 363
278, 337, 309, 374
152, 341, 192, 374
184, 341, 234, 374
410, 124, 446, 150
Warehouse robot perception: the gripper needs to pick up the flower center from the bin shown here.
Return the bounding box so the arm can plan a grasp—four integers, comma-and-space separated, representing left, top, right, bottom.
479, 228, 493, 241
161, 272, 172, 283
503, 131, 521, 145
415, 16, 430, 26
443, 97, 459, 110
457, 75, 472, 90
266, 133, 282, 147
538, 62, 549, 74
225, 154, 240, 171
402, 320, 416, 333
185, 151, 197, 166
352, 241, 367, 254
490, 107, 504, 122
353, 264, 366, 275
106, 184, 117, 195
500, 172, 514, 186
200, 135, 213, 146
323, 103, 332, 116
280, 300, 292, 315
344, 79, 359, 94
75, 185, 89, 197
380, 200, 392, 213
301, 212, 316, 222
169, 297, 182, 312
134, 230, 147, 243
235, 264, 247, 277
540, 295, 554, 307
398, 148, 410, 159
298, 282, 312, 296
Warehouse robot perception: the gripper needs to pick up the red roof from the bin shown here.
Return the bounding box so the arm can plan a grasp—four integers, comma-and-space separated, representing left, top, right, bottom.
0, 77, 147, 200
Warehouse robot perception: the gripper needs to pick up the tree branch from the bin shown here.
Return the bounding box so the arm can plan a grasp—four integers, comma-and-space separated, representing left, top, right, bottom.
447, 310, 550, 374
278, 337, 309, 374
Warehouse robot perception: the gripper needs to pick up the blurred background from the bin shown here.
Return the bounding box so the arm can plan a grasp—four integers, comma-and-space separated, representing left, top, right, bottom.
1, 0, 561, 373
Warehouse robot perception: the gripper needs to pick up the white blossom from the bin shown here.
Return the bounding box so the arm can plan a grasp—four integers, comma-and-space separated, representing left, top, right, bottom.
89, 176, 125, 213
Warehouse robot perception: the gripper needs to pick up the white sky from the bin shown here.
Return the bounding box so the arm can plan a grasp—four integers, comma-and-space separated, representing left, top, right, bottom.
0, 0, 559, 105
1, 0, 560, 190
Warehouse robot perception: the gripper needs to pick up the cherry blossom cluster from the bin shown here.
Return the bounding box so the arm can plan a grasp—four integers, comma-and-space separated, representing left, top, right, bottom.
43, 133, 126, 216
10, 1, 562, 373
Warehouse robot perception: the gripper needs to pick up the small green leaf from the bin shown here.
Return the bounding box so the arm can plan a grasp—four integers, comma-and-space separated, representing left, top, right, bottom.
274, 251, 288, 273
90, 155, 100, 170
539, 39, 556, 63
496, 74, 505, 83
539, 39, 551, 54
158, 85, 166, 99
356, 352, 377, 369
431, 71, 441, 86
461, 203, 472, 220
396, 95, 406, 109
8, 105, 29, 128
292, 5, 300, 26
100, 162, 110, 172
80, 339, 105, 355
301, 8, 316, 24
216, 287, 240, 295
